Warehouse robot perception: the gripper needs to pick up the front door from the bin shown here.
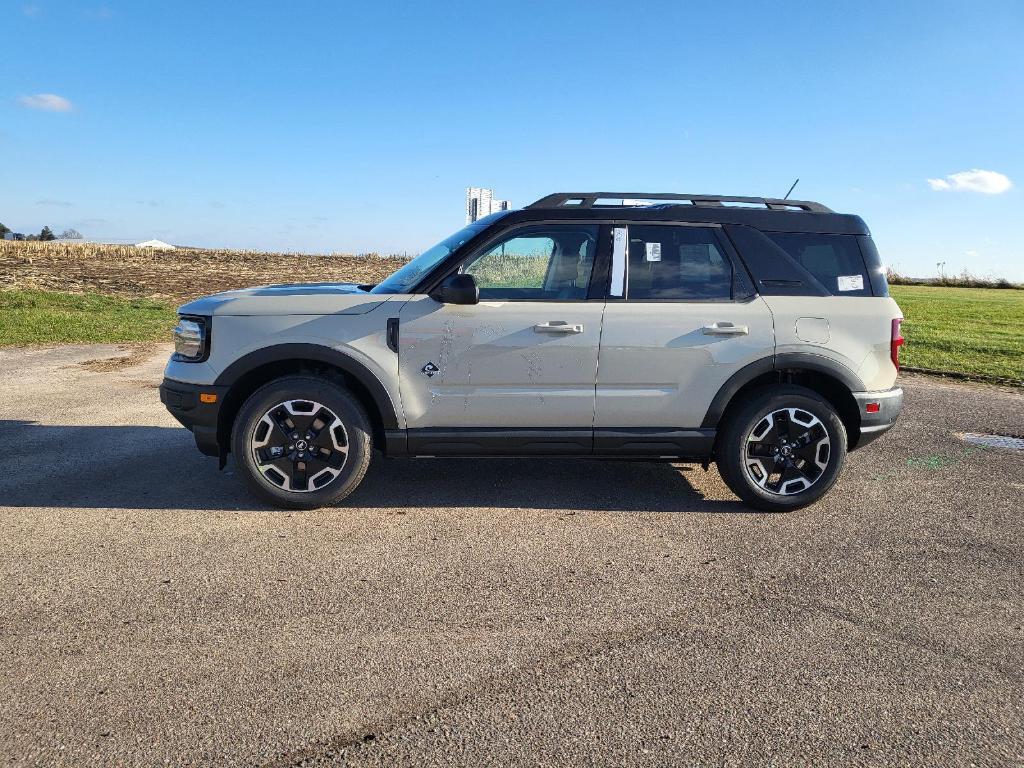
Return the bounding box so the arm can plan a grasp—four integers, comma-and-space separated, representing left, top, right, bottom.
397, 223, 606, 454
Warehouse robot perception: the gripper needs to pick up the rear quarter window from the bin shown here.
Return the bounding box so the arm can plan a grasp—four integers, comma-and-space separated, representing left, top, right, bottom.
766, 233, 872, 296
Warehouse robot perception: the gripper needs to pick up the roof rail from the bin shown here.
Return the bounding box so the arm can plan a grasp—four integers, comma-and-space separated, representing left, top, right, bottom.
526, 192, 833, 213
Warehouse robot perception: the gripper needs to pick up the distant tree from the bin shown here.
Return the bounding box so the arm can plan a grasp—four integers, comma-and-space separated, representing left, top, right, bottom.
39, 226, 56, 241
59, 227, 82, 239
0, 222, 10, 238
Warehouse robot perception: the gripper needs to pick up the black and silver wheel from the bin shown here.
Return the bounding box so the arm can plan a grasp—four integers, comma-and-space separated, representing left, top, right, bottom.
231, 376, 372, 509
716, 386, 847, 512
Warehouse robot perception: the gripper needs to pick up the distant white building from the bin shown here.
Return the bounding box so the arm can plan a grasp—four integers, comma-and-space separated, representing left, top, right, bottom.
135, 239, 176, 251
466, 187, 510, 223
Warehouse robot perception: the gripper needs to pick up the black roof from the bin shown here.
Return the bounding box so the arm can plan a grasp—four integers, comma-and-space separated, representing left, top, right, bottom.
504, 192, 869, 235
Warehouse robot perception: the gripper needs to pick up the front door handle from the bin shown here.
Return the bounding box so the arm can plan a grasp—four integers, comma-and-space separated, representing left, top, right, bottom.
534, 321, 584, 334
702, 322, 749, 336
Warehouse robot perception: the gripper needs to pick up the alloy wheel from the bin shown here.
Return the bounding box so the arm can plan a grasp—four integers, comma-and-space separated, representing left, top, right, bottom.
743, 407, 831, 496
250, 399, 349, 492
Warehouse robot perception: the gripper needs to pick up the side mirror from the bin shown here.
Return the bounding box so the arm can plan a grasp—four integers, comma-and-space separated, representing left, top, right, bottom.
432, 273, 479, 305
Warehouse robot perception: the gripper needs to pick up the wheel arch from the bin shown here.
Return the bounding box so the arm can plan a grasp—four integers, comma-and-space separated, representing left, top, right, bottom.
702, 353, 864, 449
214, 344, 399, 455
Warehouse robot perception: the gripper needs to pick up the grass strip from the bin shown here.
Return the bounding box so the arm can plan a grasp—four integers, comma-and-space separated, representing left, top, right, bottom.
890, 285, 1023, 382
0, 289, 176, 346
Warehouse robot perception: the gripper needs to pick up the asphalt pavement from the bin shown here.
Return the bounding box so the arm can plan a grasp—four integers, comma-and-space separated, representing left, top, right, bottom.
1, 344, 1022, 767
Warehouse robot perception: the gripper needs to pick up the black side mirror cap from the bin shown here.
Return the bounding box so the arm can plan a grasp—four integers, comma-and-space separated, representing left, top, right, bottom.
432, 273, 479, 305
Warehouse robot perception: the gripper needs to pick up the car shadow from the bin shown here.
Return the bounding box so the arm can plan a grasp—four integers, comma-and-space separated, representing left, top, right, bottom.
0, 420, 751, 514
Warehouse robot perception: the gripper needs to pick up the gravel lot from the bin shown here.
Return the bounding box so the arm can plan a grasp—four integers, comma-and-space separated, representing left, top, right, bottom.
1, 344, 1022, 767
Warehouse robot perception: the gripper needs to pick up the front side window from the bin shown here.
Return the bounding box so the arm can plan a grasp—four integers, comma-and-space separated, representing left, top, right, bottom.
626, 225, 733, 300
461, 224, 598, 300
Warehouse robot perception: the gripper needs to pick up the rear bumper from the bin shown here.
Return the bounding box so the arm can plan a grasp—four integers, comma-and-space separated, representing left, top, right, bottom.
851, 387, 903, 449
159, 378, 228, 457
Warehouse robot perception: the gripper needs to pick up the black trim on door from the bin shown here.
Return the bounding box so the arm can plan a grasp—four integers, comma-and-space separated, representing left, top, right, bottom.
399, 428, 718, 458
386, 317, 400, 353
594, 428, 715, 456
587, 224, 614, 300
408, 428, 593, 456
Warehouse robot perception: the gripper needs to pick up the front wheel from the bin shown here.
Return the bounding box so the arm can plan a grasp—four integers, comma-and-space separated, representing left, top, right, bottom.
716, 386, 847, 512
231, 375, 373, 509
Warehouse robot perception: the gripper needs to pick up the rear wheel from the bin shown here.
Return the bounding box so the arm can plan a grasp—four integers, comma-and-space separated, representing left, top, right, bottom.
716, 386, 847, 512
231, 376, 372, 509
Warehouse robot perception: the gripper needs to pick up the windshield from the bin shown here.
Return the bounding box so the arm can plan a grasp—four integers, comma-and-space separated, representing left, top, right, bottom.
371, 213, 508, 294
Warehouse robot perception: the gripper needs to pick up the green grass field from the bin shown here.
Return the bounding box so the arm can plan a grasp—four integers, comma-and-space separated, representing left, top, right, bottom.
1, 285, 1020, 384
891, 285, 1023, 382
0, 289, 176, 346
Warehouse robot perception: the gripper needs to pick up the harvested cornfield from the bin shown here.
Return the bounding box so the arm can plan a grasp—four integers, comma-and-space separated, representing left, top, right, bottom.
0, 241, 409, 304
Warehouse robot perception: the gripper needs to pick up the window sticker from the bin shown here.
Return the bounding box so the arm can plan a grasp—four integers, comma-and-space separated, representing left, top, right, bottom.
610, 227, 627, 296
837, 274, 864, 292
644, 242, 662, 262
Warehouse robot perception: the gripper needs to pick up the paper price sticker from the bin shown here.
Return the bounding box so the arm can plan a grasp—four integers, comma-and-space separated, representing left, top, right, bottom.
837, 274, 864, 292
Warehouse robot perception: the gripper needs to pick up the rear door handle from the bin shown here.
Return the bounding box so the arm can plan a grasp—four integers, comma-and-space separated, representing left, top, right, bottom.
534, 321, 584, 334
702, 322, 749, 336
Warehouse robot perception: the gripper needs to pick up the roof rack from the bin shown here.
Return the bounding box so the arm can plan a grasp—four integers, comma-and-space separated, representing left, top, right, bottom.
526, 192, 833, 213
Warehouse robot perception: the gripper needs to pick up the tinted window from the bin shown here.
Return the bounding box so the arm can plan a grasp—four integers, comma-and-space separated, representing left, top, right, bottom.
857, 235, 889, 297
766, 233, 871, 296
626, 225, 732, 301
462, 225, 598, 300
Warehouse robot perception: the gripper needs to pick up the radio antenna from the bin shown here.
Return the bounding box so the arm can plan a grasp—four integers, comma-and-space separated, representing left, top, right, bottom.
783, 178, 800, 200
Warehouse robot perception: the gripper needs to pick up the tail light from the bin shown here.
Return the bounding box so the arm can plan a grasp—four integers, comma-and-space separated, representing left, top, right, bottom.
891, 317, 905, 370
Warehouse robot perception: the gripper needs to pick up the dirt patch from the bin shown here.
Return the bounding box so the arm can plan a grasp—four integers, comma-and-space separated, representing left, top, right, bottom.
1, 241, 409, 304
78, 348, 153, 372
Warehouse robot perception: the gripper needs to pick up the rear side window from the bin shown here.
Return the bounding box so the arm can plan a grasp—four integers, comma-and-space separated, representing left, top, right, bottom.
766, 233, 871, 296
626, 225, 733, 300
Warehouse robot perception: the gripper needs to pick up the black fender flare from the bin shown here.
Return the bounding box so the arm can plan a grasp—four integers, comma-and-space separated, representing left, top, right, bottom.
214, 343, 399, 429
700, 352, 865, 429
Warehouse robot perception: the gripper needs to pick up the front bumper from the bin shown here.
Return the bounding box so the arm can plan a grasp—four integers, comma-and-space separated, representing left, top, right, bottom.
159, 378, 229, 457
851, 387, 903, 449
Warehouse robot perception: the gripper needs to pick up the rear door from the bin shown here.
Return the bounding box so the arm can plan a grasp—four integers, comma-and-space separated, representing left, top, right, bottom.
594, 223, 775, 451
397, 222, 607, 453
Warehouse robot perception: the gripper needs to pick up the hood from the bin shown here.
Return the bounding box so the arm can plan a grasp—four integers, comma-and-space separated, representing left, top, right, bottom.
177, 282, 388, 317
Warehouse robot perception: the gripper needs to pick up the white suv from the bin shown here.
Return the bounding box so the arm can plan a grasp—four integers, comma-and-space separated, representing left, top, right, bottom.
160, 192, 904, 512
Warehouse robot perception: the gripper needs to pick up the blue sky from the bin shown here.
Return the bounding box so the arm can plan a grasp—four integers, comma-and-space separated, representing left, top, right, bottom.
2, 0, 1022, 279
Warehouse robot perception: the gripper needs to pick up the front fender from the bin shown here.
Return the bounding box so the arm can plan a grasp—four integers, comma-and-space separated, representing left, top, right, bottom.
214, 342, 400, 429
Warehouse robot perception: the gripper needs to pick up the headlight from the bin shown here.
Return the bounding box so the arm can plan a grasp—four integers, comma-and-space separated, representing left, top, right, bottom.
173, 316, 208, 361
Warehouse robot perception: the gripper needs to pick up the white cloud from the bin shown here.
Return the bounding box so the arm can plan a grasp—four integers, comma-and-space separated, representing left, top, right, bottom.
22, 4, 41, 17
18, 93, 74, 112
927, 169, 1012, 194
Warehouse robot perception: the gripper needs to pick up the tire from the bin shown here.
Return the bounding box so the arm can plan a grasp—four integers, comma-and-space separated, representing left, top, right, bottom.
716, 385, 847, 512
230, 375, 373, 510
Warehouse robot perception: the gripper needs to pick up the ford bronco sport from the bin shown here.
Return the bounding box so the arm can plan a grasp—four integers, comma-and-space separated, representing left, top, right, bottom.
160, 192, 904, 512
